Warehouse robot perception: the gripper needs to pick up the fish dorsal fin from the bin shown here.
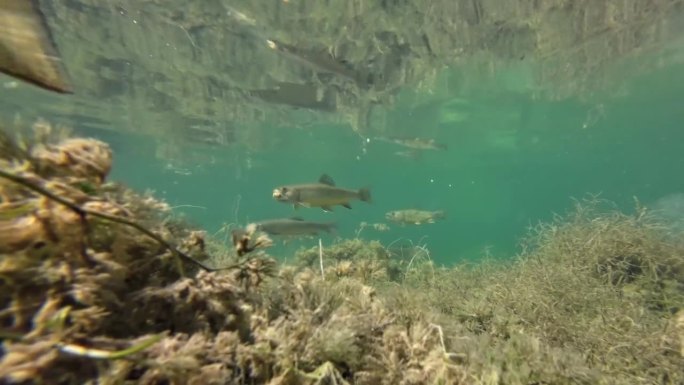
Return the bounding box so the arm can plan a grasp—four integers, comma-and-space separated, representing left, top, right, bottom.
290, 216, 304, 221
319, 174, 335, 186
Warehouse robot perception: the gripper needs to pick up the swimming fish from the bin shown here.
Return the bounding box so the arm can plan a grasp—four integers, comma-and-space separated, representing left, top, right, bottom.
272, 174, 372, 212
0, 0, 72, 93
376, 136, 447, 151
249, 217, 337, 237
385, 209, 446, 225
394, 149, 423, 160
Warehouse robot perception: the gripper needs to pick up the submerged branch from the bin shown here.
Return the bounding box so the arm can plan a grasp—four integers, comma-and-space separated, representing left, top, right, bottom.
56, 333, 165, 360
0, 169, 219, 272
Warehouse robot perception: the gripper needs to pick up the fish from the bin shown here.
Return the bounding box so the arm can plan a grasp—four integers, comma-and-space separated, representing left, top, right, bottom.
249, 217, 337, 237
266, 39, 364, 86
376, 136, 447, 151
0, 0, 72, 93
272, 174, 372, 212
385, 209, 446, 225
394, 149, 423, 160
223, 5, 365, 89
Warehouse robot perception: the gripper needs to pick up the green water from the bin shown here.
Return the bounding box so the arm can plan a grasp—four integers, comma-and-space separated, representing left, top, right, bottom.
60, 59, 682, 266
2, 1, 684, 266
4, 4, 684, 384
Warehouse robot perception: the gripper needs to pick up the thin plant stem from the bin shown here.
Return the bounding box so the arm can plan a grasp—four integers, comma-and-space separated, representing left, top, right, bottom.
0, 169, 216, 272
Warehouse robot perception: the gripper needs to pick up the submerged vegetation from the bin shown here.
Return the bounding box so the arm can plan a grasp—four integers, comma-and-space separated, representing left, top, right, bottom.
1, 126, 683, 384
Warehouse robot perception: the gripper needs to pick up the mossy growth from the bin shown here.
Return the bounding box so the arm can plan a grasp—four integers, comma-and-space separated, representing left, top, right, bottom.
294, 238, 406, 283
1, 125, 682, 384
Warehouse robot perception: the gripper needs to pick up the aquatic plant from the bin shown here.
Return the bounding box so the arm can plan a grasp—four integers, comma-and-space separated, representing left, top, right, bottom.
0, 125, 274, 382
294, 238, 404, 283
392, 197, 684, 384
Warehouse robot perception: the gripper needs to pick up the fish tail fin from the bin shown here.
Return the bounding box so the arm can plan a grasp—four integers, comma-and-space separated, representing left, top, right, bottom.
358, 187, 372, 203
434, 210, 446, 219
326, 222, 338, 234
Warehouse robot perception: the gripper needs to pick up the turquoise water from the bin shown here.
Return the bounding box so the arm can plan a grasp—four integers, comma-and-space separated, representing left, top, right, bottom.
2, 2, 684, 266
4, 4, 684, 384
70, 60, 684, 266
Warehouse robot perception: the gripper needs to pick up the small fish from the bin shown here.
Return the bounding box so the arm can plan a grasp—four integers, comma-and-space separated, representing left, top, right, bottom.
376, 136, 447, 151
394, 149, 423, 160
385, 209, 446, 226
273, 174, 372, 212
266, 39, 363, 86
0, 0, 72, 93
249, 217, 337, 237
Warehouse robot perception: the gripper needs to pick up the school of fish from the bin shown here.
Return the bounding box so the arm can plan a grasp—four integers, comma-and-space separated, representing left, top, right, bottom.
0, 2, 447, 245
